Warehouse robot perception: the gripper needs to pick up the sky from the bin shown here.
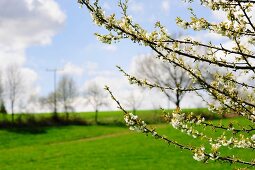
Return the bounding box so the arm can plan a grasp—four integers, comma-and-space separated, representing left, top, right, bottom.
0, 0, 229, 113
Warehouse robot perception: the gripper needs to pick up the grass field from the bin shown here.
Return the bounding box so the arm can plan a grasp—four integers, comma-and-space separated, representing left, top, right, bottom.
0, 108, 222, 126
0, 111, 253, 170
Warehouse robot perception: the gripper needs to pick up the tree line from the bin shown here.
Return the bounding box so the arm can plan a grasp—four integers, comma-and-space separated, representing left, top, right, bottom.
0, 65, 109, 124
0, 58, 196, 124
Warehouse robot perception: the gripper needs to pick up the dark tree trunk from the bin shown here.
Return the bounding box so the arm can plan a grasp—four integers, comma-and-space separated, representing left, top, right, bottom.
52, 110, 59, 122
11, 113, 14, 124
95, 109, 98, 124
11, 101, 14, 124
176, 91, 180, 109
65, 105, 69, 120
66, 112, 69, 121
175, 100, 180, 109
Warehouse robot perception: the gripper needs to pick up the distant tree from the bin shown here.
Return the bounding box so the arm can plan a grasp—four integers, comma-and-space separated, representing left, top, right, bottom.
84, 82, 108, 124
40, 92, 58, 116
124, 92, 143, 114
134, 55, 193, 108
23, 94, 40, 114
0, 71, 6, 114
56, 75, 77, 119
0, 102, 7, 114
5, 64, 23, 122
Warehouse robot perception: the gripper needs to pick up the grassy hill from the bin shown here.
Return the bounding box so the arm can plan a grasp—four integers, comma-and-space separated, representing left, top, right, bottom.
0, 123, 253, 170
0, 110, 252, 169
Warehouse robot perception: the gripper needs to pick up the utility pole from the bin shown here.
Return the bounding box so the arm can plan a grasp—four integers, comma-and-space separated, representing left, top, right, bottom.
47, 68, 61, 119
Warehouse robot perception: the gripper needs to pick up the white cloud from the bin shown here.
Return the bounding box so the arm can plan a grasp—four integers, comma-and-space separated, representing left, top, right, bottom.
161, 0, 170, 14
0, 0, 65, 67
0, 0, 65, 113
81, 73, 202, 111
0, 47, 26, 70
75, 54, 206, 112
21, 67, 39, 90
0, 0, 65, 49
60, 62, 84, 77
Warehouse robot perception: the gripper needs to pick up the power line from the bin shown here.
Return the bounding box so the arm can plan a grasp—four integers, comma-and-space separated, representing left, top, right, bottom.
46, 68, 62, 116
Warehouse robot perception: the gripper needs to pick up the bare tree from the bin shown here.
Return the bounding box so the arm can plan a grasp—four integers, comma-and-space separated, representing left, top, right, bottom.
134, 55, 192, 108
5, 64, 23, 122
84, 82, 108, 124
40, 92, 58, 114
56, 75, 77, 119
124, 91, 143, 114
23, 94, 40, 114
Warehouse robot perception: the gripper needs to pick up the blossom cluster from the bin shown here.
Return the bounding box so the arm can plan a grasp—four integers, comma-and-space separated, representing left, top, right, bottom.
124, 113, 147, 133
170, 110, 185, 129
167, 110, 206, 139
193, 147, 206, 161
212, 134, 255, 149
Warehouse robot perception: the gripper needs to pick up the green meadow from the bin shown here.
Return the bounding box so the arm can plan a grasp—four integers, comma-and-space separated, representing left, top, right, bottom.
0, 108, 222, 125
0, 110, 253, 170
